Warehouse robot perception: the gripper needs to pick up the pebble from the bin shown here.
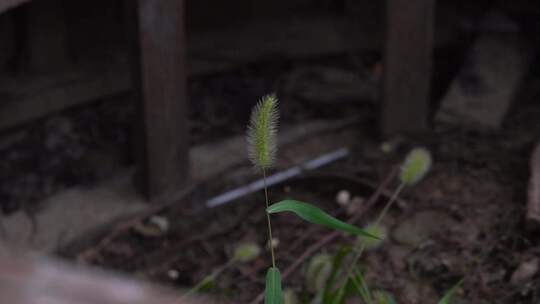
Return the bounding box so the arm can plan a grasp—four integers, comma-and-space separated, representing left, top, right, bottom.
336, 190, 351, 206
267, 238, 279, 249
510, 258, 539, 286
167, 269, 180, 280
149, 215, 169, 233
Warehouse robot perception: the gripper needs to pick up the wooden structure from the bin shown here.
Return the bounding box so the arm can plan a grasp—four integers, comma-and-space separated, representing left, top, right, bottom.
0, 0, 189, 202
131, 0, 189, 199
0, 0, 436, 200
381, 0, 435, 137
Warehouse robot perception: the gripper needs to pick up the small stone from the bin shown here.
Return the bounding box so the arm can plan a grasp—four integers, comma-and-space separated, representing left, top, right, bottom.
133, 221, 162, 238
149, 215, 169, 233
510, 258, 539, 286
167, 269, 180, 280
267, 238, 280, 250
336, 190, 351, 206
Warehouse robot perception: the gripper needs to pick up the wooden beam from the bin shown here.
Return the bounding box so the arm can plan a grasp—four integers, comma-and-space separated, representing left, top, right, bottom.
132, 0, 190, 200
381, 0, 435, 137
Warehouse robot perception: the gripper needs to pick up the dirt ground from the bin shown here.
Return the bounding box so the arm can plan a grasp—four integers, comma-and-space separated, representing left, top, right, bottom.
2, 48, 540, 303
66, 67, 540, 304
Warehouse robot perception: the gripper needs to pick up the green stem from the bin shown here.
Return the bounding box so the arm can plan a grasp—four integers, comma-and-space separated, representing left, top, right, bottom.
334, 182, 405, 303
373, 182, 405, 226
263, 168, 277, 269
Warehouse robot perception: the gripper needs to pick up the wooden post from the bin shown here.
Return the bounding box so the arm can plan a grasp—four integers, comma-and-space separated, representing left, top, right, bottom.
381, 0, 435, 137
132, 0, 190, 200
527, 143, 540, 230
23, 0, 68, 73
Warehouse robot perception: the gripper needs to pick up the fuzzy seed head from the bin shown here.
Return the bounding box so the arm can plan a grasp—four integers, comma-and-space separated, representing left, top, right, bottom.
357, 222, 387, 250
304, 253, 332, 293
283, 289, 300, 304
232, 242, 261, 263
247, 95, 279, 170
400, 147, 432, 186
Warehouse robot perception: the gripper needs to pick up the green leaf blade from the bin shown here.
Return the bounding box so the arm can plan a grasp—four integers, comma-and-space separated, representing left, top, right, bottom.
265, 267, 284, 304
267, 200, 378, 239
351, 268, 373, 304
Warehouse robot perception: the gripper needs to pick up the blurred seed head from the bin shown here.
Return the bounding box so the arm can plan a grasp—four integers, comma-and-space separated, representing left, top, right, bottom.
247, 95, 279, 170
232, 242, 261, 263
304, 253, 333, 293
400, 148, 432, 186
357, 222, 387, 250
283, 288, 300, 304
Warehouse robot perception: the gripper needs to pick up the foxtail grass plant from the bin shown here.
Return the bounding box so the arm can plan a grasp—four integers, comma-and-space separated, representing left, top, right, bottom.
247, 95, 282, 303
185, 95, 454, 303
248, 95, 378, 304
331, 147, 433, 303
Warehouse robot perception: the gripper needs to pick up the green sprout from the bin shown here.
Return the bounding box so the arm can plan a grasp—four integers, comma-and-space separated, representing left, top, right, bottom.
332, 147, 433, 303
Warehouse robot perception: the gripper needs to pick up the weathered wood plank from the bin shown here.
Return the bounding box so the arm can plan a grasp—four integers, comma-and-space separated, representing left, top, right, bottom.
0, 9, 460, 131
0, 0, 30, 14
132, 0, 190, 200
0, 61, 131, 130
381, 0, 435, 137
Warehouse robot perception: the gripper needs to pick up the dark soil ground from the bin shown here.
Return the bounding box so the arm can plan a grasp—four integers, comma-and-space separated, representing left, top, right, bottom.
3, 47, 540, 303
67, 64, 540, 304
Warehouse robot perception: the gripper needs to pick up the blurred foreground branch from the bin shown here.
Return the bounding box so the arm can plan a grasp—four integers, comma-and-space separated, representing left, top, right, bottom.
0, 248, 216, 304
